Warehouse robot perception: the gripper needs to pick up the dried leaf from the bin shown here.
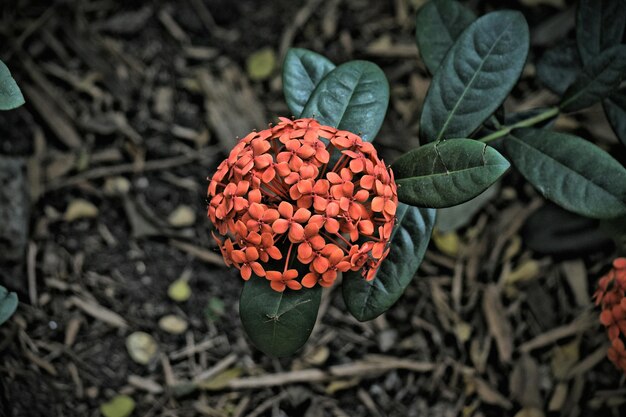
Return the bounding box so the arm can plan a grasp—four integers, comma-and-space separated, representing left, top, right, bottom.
100, 395, 135, 417
510, 354, 542, 409
246, 48, 276, 81
551, 339, 580, 380
432, 229, 461, 257
199, 368, 243, 390
168, 279, 191, 302
548, 382, 568, 411
560, 260, 589, 307
505, 259, 541, 285
64, 199, 98, 221
513, 408, 545, 417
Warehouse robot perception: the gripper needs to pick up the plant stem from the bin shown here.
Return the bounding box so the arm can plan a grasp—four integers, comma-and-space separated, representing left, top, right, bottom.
478, 106, 560, 143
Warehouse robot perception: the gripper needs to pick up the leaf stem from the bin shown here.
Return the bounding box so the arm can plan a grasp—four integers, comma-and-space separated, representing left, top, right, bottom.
478, 106, 560, 143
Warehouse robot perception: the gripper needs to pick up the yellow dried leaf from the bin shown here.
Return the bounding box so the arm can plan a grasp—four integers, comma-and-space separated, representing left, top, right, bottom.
198, 368, 242, 390
246, 48, 276, 81
551, 340, 579, 380
168, 279, 191, 302
432, 229, 460, 257
100, 395, 135, 417
64, 199, 98, 221
505, 259, 540, 285
454, 321, 473, 343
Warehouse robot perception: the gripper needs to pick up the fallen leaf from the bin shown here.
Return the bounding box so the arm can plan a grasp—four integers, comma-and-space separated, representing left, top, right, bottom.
325, 378, 361, 394
505, 259, 541, 285
168, 279, 191, 302
198, 368, 242, 390
454, 321, 473, 344
548, 382, 568, 411
205, 296, 225, 320
513, 408, 545, 417
551, 339, 580, 380
167, 205, 196, 227
432, 229, 461, 257
104, 177, 131, 196
158, 315, 188, 334
483, 285, 513, 363
100, 395, 135, 417
126, 331, 158, 365
64, 199, 98, 221
246, 48, 276, 81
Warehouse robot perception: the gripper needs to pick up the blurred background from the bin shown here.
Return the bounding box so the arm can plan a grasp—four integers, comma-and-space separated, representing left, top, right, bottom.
0, 0, 624, 416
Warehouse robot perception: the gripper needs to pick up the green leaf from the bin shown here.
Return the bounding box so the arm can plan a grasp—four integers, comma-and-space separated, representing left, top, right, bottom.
505, 128, 626, 219
560, 45, 626, 112
240, 275, 322, 357
536, 42, 582, 95
342, 204, 435, 321
300, 60, 389, 142
392, 139, 510, 208
419, 11, 529, 142
576, 0, 626, 66
0, 285, 18, 326
415, 0, 476, 75
0, 60, 25, 111
604, 89, 626, 147
282, 48, 336, 117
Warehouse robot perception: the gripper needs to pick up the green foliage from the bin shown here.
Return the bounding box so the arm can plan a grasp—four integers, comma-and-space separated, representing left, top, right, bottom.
240, 275, 322, 357
300, 60, 389, 142
0, 60, 24, 111
282, 48, 335, 117
576, 0, 626, 65
537, 42, 582, 95
343, 204, 435, 321
505, 129, 626, 219
392, 139, 510, 208
415, 0, 475, 75
560, 45, 626, 112
604, 89, 626, 147
0, 285, 18, 326
419, 11, 529, 142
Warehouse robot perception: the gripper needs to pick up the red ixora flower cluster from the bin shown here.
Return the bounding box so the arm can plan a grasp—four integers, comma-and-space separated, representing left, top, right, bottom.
594, 258, 626, 373
208, 118, 398, 292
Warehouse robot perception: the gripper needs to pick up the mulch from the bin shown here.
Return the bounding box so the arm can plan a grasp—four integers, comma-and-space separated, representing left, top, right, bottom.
0, 0, 624, 416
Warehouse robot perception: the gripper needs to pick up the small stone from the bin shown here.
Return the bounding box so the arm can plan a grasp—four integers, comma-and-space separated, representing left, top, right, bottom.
167, 205, 196, 227
126, 331, 158, 365
158, 315, 188, 334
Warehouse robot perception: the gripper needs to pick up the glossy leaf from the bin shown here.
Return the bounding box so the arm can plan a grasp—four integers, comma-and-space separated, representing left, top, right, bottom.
300, 60, 389, 142
0, 60, 25, 111
604, 89, 626, 147
0, 285, 18, 326
536, 42, 582, 95
576, 0, 626, 65
343, 204, 435, 321
560, 45, 626, 112
419, 11, 529, 142
282, 48, 335, 117
415, 0, 476, 75
392, 139, 510, 208
240, 275, 321, 357
505, 128, 626, 219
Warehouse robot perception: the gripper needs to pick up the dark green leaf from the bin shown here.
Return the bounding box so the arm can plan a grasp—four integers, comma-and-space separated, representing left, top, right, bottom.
282, 48, 335, 117
392, 139, 510, 208
240, 275, 321, 357
300, 60, 389, 142
604, 89, 626, 147
343, 204, 435, 321
560, 45, 626, 112
576, 0, 626, 65
0, 285, 18, 326
0, 60, 25, 111
505, 128, 626, 219
419, 11, 529, 142
415, 0, 476, 75
536, 42, 582, 95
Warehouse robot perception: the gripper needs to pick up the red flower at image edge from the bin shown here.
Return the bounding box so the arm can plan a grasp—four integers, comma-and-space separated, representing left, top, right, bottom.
593, 257, 626, 373
208, 118, 398, 292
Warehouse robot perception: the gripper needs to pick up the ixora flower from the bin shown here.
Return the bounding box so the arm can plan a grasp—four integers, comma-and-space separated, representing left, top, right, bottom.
208, 118, 398, 292
594, 258, 626, 373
